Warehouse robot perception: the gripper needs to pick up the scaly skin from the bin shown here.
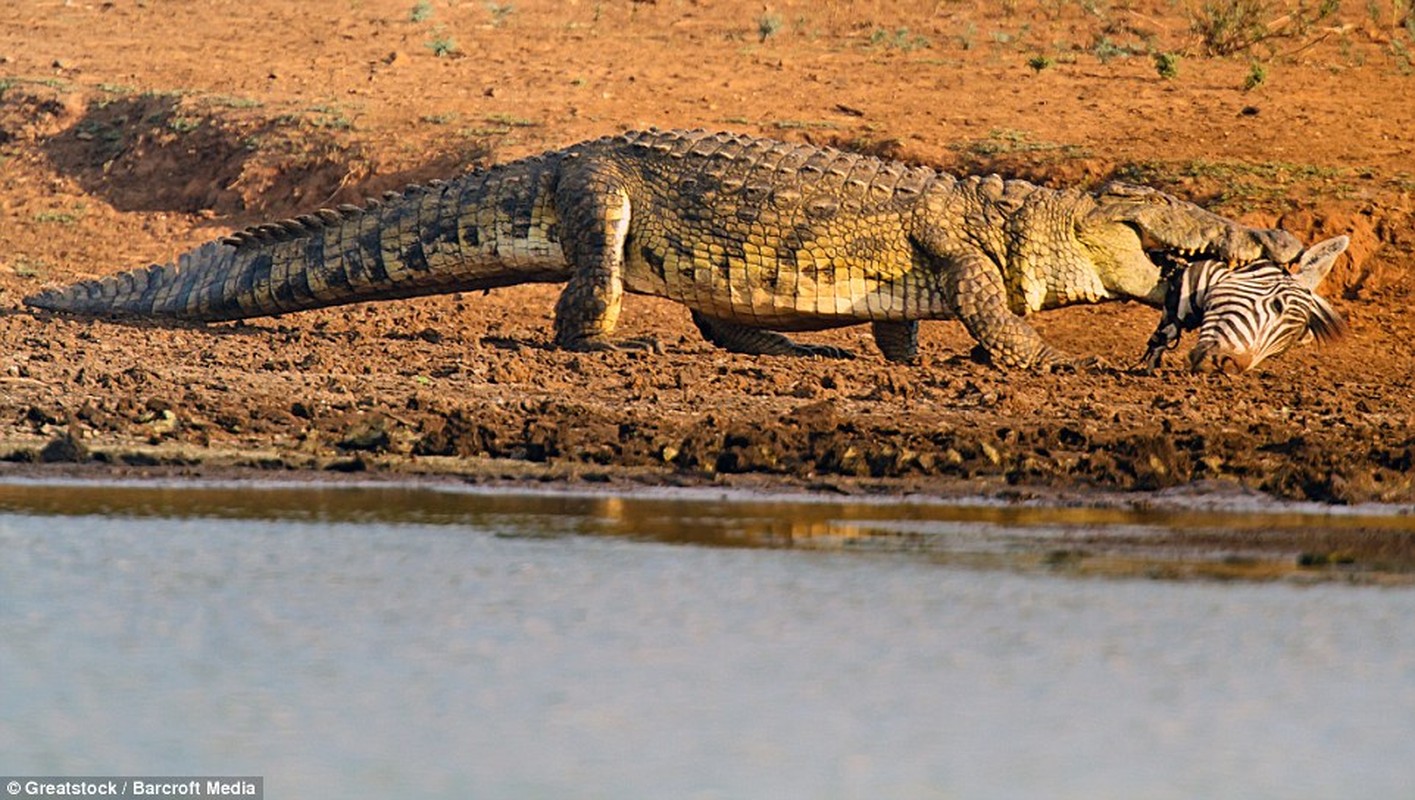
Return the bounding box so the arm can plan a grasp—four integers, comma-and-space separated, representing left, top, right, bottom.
24, 129, 1301, 369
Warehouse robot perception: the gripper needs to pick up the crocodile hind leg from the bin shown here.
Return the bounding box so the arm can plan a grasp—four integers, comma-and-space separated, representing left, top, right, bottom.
551, 165, 658, 352
871, 321, 919, 364
691, 311, 855, 359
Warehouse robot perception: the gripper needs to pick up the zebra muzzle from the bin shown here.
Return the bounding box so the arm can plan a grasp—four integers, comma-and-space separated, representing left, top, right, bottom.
1188, 342, 1253, 374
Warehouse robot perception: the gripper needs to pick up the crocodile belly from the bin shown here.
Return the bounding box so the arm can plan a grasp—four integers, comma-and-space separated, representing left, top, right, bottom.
624, 248, 949, 331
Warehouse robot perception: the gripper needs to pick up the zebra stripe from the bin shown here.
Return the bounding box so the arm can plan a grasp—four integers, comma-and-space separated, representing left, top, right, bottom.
1143, 256, 1345, 373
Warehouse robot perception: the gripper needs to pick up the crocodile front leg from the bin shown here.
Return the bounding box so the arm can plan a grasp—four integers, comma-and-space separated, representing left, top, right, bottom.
946, 251, 1067, 369
551, 162, 656, 352
691, 311, 855, 359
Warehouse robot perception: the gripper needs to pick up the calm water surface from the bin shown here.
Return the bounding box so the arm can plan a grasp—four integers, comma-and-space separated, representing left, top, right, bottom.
1, 481, 1413, 799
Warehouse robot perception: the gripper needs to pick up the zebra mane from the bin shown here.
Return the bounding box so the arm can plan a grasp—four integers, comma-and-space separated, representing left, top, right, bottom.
1305, 292, 1347, 343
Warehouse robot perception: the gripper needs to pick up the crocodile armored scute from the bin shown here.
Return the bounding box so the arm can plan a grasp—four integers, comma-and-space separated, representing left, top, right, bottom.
25, 128, 1306, 371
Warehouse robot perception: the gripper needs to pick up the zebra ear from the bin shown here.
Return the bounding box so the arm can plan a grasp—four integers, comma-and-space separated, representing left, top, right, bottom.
1294, 235, 1349, 290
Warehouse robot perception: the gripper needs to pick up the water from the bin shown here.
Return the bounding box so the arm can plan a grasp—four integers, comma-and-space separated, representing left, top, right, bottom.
2, 481, 1414, 798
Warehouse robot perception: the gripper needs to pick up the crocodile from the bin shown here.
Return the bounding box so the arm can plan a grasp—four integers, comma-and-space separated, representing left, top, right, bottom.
24, 128, 1304, 370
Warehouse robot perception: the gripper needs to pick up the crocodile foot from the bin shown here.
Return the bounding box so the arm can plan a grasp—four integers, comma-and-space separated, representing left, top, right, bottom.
691, 311, 854, 360
970, 344, 1076, 372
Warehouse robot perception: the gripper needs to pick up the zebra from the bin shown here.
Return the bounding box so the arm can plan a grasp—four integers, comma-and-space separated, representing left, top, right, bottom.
1142, 236, 1348, 374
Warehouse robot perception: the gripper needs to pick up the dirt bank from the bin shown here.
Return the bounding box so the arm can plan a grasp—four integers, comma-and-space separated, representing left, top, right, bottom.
1, 0, 1413, 504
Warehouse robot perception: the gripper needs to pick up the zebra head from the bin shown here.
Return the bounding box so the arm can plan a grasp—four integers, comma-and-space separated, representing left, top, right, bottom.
1142, 236, 1348, 374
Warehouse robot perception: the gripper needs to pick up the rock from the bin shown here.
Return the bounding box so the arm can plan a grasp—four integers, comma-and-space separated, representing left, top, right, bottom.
39, 432, 87, 463
338, 415, 390, 452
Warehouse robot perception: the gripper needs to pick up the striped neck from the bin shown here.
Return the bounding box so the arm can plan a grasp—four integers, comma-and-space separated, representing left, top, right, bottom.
1142, 259, 1227, 369
1162, 259, 1227, 332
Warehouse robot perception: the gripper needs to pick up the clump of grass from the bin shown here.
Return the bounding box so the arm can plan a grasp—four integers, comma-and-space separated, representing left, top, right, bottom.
410, 1, 433, 22
1091, 32, 1150, 64
167, 116, 201, 133
11, 257, 50, 279
1154, 51, 1180, 78
953, 128, 1092, 160
1092, 36, 1126, 63
1027, 54, 1054, 71
758, 12, 784, 42
1190, 0, 1266, 54
868, 27, 933, 51
485, 2, 513, 26
302, 105, 355, 130
1113, 157, 1350, 212
1189, 0, 1340, 56
426, 33, 459, 57
205, 94, 262, 110
773, 119, 840, 131
482, 112, 537, 127
1243, 60, 1268, 89
33, 208, 84, 225
1392, 37, 1414, 74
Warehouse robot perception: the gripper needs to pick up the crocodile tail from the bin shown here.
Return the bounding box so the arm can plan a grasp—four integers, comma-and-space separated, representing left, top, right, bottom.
26, 240, 250, 321
24, 156, 569, 322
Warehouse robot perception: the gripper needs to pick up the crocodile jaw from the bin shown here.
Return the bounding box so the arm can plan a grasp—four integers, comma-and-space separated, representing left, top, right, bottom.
1086, 181, 1301, 266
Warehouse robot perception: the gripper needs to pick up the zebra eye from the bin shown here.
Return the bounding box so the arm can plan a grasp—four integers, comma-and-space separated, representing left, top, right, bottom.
1268, 297, 1286, 314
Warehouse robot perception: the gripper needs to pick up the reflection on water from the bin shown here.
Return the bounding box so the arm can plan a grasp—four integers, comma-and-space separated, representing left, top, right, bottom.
0, 479, 1412, 579
2, 480, 1414, 798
